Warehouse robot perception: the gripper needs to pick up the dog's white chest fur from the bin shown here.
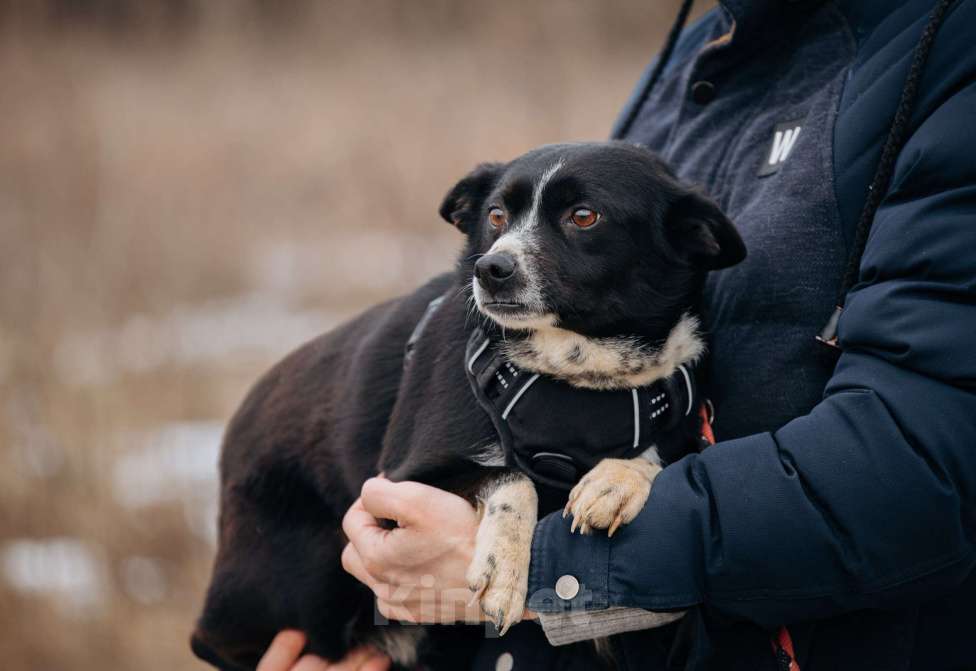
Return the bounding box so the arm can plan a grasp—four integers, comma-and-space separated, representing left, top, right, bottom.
500, 313, 704, 391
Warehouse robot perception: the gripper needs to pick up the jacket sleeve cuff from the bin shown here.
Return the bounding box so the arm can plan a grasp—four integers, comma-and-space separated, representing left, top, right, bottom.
526, 509, 611, 613
527, 461, 706, 614
537, 607, 685, 646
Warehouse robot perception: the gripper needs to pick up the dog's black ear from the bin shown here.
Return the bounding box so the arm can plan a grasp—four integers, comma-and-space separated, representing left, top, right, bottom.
665, 191, 746, 269
439, 162, 504, 233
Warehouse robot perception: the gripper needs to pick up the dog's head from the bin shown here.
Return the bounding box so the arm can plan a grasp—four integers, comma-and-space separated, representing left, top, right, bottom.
440, 142, 745, 346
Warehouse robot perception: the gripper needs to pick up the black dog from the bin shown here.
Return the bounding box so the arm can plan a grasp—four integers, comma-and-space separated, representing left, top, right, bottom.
191, 141, 745, 670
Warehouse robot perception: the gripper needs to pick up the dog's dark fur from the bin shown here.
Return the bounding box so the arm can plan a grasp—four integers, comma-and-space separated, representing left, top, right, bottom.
191, 142, 745, 670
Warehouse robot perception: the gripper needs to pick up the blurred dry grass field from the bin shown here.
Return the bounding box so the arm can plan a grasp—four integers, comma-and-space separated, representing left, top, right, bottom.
0, 1, 698, 668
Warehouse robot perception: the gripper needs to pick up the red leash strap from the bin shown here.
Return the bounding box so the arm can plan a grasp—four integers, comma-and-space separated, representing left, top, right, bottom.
771, 626, 800, 671
697, 405, 800, 671
698, 403, 716, 446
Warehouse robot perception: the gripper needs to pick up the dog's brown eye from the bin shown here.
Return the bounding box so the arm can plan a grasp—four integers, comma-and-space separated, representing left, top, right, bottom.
571, 208, 599, 228
488, 207, 507, 229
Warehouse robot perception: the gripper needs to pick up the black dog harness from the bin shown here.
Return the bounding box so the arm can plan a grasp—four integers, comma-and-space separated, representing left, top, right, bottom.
463, 326, 701, 490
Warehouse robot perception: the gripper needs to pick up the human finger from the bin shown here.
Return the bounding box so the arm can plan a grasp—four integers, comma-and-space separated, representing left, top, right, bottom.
360, 477, 469, 528
341, 542, 401, 603
315, 646, 392, 671
360, 652, 392, 671
376, 598, 415, 623
341, 541, 382, 589
358, 478, 417, 525
341, 497, 393, 566
290, 653, 332, 671
257, 630, 307, 671
294, 645, 376, 671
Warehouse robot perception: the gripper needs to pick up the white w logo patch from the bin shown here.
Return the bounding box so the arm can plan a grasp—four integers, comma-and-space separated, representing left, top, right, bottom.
758, 121, 803, 176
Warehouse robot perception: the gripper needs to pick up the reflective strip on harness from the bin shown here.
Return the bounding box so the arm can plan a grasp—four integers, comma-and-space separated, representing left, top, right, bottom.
631, 389, 641, 448
467, 337, 490, 374
501, 373, 540, 420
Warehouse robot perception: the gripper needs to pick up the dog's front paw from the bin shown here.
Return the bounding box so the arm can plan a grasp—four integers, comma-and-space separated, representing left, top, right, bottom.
564, 458, 661, 536
466, 535, 529, 636
467, 476, 537, 635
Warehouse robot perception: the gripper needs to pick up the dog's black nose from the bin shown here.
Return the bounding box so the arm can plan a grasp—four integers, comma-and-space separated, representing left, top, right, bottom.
475, 253, 517, 292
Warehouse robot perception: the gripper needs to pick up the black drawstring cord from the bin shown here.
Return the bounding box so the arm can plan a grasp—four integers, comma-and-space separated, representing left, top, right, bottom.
613, 0, 695, 140
817, 0, 954, 348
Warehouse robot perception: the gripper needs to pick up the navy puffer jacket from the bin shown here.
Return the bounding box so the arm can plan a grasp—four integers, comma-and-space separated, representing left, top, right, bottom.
477, 1, 976, 669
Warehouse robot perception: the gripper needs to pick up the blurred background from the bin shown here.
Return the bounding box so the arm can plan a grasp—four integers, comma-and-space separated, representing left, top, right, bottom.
0, 1, 703, 668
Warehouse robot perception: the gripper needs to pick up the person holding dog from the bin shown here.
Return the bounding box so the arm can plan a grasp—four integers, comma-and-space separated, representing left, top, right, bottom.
261, 1, 976, 669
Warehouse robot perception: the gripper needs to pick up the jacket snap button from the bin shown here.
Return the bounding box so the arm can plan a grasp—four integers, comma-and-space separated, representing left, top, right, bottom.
555, 574, 580, 600
495, 652, 514, 671
691, 80, 715, 104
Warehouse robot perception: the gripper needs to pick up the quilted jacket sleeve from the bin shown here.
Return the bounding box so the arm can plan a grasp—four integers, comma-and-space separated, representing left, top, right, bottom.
527, 81, 976, 630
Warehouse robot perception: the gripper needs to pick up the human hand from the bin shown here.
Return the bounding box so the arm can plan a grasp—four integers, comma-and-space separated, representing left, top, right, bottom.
340, 477, 485, 624
256, 630, 390, 671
